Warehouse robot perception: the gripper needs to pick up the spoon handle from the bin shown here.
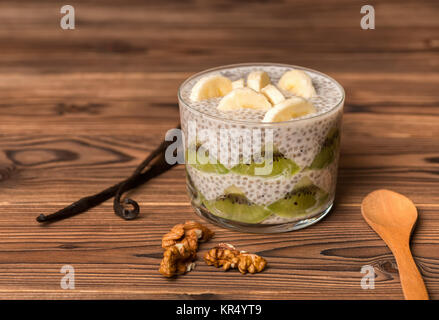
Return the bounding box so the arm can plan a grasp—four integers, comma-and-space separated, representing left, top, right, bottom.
393, 243, 429, 300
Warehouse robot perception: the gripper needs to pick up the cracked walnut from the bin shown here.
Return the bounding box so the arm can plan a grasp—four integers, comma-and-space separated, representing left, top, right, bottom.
204, 243, 267, 274
159, 221, 214, 277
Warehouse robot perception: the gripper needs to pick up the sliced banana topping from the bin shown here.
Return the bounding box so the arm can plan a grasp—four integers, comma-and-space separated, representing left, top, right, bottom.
262, 97, 316, 122
261, 84, 285, 105
232, 78, 245, 89
190, 74, 233, 101
278, 69, 316, 99
247, 71, 270, 92
217, 88, 272, 111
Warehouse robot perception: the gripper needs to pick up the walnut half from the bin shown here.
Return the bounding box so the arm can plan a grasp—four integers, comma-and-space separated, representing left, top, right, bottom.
204, 243, 267, 274
159, 221, 214, 278
162, 221, 214, 250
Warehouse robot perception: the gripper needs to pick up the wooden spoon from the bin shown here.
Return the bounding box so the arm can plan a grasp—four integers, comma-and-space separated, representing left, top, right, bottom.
361, 189, 429, 300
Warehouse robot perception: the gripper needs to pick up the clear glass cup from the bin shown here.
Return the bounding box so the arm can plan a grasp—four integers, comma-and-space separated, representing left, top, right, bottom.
178, 63, 344, 233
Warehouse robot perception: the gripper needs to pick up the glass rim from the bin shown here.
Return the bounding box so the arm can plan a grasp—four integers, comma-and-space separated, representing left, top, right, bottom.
178, 62, 345, 126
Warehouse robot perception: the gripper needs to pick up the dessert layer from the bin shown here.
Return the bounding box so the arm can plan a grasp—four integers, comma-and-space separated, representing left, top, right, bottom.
179, 64, 344, 123
187, 161, 337, 206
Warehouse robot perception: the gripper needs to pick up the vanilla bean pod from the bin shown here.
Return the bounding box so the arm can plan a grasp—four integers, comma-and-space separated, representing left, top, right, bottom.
113, 137, 174, 220
37, 126, 180, 223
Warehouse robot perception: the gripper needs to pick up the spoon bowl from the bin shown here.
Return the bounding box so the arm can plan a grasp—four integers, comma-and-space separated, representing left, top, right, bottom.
362, 189, 417, 237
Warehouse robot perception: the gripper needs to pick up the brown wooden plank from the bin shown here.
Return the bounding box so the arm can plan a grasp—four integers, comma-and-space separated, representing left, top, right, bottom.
0, 204, 437, 299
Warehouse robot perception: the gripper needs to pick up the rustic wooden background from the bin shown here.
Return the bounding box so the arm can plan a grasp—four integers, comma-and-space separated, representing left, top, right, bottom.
0, 0, 438, 299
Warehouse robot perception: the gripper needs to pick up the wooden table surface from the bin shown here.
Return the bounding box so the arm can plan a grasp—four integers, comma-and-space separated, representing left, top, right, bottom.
0, 0, 438, 299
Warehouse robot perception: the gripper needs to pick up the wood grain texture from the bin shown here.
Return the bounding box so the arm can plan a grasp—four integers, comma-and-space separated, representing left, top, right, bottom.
0, 0, 439, 299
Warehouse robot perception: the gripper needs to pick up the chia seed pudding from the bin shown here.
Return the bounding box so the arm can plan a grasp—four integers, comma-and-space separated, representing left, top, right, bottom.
178, 63, 344, 233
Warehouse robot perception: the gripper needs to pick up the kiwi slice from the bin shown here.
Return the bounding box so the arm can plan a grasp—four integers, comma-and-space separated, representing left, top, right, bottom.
231, 151, 300, 177
268, 178, 328, 218
186, 145, 229, 174
202, 187, 271, 224
309, 127, 340, 170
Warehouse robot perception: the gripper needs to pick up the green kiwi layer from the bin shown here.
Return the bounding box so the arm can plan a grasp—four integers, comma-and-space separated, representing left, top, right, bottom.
187, 145, 299, 178
186, 146, 229, 174
267, 183, 328, 218
309, 127, 340, 170
201, 193, 272, 224
198, 179, 328, 223
230, 151, 300, 177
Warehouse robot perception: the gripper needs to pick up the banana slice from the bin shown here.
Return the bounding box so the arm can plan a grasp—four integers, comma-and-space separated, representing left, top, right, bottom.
261, 84, 285, 105
278, 70, 316, 99
262, 97, 316, 122
247, 71, 270, 92
190, 74, 233, 101
232, 78, 245, 89
217, 88, 272, 111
